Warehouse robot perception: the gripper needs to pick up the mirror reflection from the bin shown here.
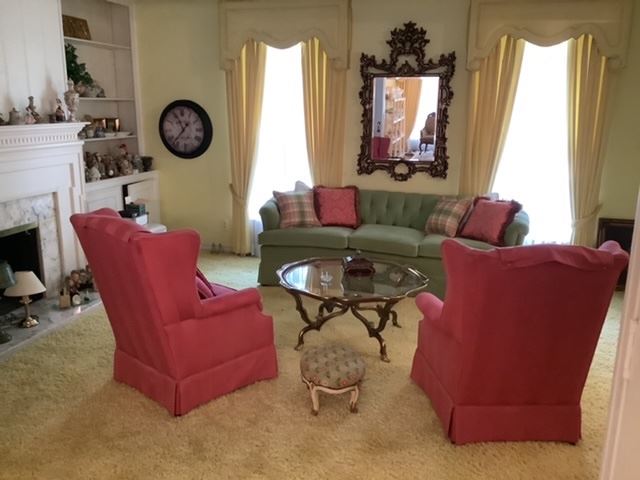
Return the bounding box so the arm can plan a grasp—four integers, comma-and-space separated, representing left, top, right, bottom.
371, 76, 439, 162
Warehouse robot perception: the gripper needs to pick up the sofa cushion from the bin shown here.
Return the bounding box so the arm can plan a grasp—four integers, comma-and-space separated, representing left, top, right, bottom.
349, 225, 424, 257
273, 190, 321, 228
419, 235, 496, 258
313, 185, 360, 228
359, 190, 440, 230
259, 226, 352, 249
459, 198, 522, 246
425, 197, 473, 237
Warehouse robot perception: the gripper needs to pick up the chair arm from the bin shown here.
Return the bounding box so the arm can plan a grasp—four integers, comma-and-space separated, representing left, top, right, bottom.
194, 288, 263, 319
259, 199, 280, 231
503, 210, 530, 246
415, 292, 443, 322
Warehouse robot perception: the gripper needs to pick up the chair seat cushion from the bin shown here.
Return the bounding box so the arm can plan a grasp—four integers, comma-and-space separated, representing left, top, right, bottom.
259, 226, 353, 249
349, 225, 424, 257
418, 236, 495, 258
300, 345, 365, 389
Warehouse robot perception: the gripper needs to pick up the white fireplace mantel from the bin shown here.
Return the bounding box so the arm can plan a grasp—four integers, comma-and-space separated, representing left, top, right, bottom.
0, 123, 88, 150
0, 122, 87, 287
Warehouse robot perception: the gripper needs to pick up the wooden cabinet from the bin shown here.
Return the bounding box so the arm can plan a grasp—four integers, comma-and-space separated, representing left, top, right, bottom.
85, 171, 161, 224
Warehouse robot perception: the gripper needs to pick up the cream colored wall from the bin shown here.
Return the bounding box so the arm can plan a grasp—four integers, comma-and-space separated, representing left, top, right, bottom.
0, 0, 67, 116
599, 0, 640, 220
134, 0, 231, 248
133, 0, 639, 246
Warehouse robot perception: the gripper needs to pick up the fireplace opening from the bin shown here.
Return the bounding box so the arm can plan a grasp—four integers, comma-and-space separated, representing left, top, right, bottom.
0, 223, 45, 316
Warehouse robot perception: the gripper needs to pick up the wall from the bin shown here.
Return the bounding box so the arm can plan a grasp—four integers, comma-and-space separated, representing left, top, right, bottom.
599, 0, 640, 220
0, 0, 67, 118
133, 0, 640, 247
134, 0, 231, 247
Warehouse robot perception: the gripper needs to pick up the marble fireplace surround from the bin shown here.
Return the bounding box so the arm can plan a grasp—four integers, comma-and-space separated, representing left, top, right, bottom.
0, 123, 87, 294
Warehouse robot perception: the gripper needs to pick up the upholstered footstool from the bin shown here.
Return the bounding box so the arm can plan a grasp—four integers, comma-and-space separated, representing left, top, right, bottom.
300, 344, 366, 415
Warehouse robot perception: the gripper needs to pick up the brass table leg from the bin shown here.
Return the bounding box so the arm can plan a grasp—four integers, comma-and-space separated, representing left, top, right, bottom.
287, 290, 348, 350
350, 301, 399, 362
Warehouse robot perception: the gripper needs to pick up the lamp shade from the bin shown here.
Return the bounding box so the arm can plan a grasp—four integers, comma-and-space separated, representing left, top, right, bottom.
3, 271, 46, 297
0, 261, 16, 290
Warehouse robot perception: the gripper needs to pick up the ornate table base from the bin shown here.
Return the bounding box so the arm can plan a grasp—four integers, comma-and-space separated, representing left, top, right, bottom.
288, 291, 401, 362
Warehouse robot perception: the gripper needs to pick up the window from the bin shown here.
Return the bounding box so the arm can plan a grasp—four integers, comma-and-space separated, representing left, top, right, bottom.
492, 41, 572, 244
248, 44, 312, 221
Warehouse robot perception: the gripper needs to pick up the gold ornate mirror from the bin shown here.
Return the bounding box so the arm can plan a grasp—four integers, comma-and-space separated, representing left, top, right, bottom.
357, 22, 456, 181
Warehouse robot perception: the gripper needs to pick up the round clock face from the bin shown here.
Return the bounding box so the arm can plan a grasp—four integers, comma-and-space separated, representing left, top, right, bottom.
159, 100, 213, 159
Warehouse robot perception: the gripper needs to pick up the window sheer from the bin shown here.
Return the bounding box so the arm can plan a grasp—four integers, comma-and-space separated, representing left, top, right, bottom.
248, 44, 312, 221
492, 41, 572, 244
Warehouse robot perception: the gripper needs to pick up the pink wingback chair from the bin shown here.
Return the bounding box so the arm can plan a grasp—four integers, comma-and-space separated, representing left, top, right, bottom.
411, 239, 628, 444
70, 209, 278, 416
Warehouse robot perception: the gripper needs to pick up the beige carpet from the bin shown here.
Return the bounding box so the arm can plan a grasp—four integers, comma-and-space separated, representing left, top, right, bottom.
0, 253, 623, 480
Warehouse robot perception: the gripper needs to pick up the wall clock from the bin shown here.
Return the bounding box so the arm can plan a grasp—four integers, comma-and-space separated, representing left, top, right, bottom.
158, 99, 213, 159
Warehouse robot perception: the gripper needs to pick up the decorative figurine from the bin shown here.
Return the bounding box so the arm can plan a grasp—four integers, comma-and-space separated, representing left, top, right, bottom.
102, 155, 118, 178
117, 156, 133, 176
9, 107, 23, 125
95, 153, 106, 178
84, 153, 101, 182
132, 155, 143, 174
0, 113, 6, 125
64, 78, 79, 122
118, 143, 128, 156
26, 96, 41, 123
55, 98, 66, 122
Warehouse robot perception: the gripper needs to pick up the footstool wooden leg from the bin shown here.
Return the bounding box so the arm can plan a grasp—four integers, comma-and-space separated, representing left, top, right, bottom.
349, 385, 360, 413
310, 386, 320, 416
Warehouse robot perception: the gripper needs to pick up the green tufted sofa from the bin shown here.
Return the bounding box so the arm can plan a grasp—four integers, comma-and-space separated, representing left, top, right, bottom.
258, 189, 529, 298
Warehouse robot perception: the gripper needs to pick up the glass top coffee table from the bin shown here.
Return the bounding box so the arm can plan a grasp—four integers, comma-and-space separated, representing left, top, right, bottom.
277, 257, 429, 362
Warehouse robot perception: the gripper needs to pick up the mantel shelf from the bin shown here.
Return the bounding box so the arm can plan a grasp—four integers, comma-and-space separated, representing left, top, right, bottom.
64, 36, 131, 51
0, 123, 89, 149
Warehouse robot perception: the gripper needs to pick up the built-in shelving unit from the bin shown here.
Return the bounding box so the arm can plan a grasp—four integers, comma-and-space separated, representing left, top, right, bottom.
61, 0, 140, 158
63, 35, 131, 51
60, 0, 161, 224
384, 79, 406, 158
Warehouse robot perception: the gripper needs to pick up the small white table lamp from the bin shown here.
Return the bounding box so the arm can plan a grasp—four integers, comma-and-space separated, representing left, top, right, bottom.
4, 271, 46, 328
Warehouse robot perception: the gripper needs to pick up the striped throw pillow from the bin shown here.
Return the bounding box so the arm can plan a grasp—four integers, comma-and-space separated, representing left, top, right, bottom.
273, 190, 321, 228
425, 197, 473, 237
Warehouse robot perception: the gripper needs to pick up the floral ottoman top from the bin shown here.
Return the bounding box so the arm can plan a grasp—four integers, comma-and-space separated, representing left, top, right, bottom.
300, 345, 366, 390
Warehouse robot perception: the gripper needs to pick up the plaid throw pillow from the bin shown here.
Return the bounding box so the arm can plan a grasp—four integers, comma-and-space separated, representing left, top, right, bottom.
425, 197, 473, 237
273, 190, 321, 228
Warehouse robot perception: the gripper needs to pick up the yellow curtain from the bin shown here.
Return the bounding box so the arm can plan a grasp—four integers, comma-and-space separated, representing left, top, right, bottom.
301, 37, 346, 186
226, 40, 267, 254
568, 35, 610, 246
459, 36, 525, 196
403, 78, 422, 148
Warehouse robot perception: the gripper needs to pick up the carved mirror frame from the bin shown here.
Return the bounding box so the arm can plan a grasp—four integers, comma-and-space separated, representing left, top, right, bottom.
357, 22, 456, 181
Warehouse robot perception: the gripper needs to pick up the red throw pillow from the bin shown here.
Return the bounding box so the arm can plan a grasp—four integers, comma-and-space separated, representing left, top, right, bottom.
459, 197, 522, 246
195, 269, 216, 299
313, 186, 360, 228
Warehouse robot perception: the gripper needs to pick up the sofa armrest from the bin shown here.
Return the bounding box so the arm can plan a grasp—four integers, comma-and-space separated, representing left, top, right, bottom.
194, 288, 263, 319
503, 210, 530, 246
259, 199, 280, 231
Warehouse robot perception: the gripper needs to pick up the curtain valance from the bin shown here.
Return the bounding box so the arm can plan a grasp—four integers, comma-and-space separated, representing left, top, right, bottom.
467, 0, 633, 70
218, 0, 351, 70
